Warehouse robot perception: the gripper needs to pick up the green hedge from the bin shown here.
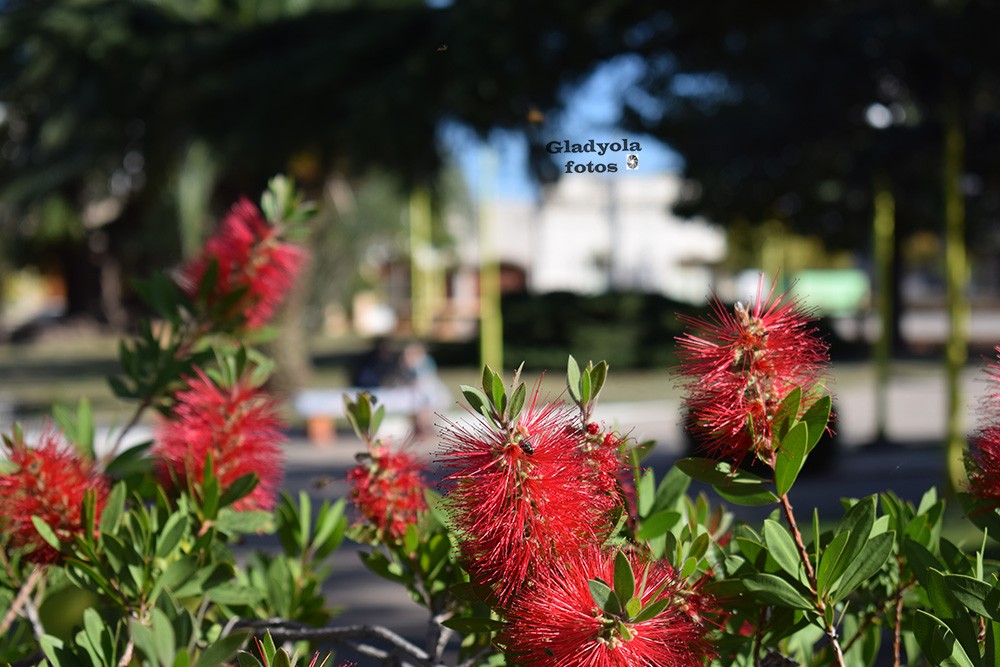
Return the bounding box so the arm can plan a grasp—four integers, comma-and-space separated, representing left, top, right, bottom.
432, 291, 710, 370
430, 290, 868, 370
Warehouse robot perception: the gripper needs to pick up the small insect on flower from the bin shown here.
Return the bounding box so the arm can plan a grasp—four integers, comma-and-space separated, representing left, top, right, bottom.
439, 392, 623, 607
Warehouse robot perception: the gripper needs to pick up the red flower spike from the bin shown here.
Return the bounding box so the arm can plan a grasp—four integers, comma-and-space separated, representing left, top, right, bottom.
181, 197, 308, 330
500, 547, 716, 667
348, 444, 428, 542
154, 370, 285, 512
0, 429, 109, 564
439, 393, 621, 606
966, 346, 1000, 509
676, 280, 829, 465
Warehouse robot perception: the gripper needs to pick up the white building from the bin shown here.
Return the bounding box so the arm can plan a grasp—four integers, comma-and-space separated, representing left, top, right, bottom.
454, 173, 725, 303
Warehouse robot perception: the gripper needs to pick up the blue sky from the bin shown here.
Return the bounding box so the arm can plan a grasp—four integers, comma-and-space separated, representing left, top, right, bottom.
441, 55, 680, 202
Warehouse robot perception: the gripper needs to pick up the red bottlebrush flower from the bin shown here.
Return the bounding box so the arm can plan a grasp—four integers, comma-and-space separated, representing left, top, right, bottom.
966, 347, 1000, 509
181, 197, 307, 330
676, 280, 829, 465
348, 443, 428, 542
439, 394, 621, 606
154, 370, 285, 512
500, 547, 715, 667
0, 429, 109, 564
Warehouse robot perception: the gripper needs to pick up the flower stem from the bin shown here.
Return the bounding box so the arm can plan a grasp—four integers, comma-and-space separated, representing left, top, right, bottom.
776, 491, 845, 667
0, 567, 44, 637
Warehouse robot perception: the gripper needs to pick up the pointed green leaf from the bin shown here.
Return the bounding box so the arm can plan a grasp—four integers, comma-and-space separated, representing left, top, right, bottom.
440, 617, 505, 633
99, 481, 127, 534
613, 551, 635, 606
31, 515, 61, 551
567, 356, 582, 402
816, 531, 850, 595
636, 509, 681, 540
801, 395, 832, 452
945, 574, 1000, 621
508, 382, 527, 421
590, 361, 608, 401
459, 385, 489, 416
632, 597, 670, 623
774, 387, 802, 435
194, 630, 250, 667
831, 531, 895, 601
490, 370, 506, 416
580, 368, 592, 405
218, 473, 259, 509
742, 573, 812, 609
774, 422, 808, 496
588, 578, 620, 615
913, 610, 977, 667
830, 496, 876, 585
155, 512, 189, 559
763, 519, 804, 582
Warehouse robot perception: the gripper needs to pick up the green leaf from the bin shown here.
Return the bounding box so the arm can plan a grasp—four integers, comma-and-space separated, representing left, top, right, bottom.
816, 531, 850, 595
636, 510, 681, 540
104, 441, 153, 478
913, 610, 977, 667
763, 519, 804, 582
150, 609, 176, 667
130, 619, 161, 667
830, 496, 876, 586
674, 458, 778, 506
155, 512, 189, 559
567, 355, 582, 402
613, 552, 635, 607
215, 509, 273, 535
99, 481, 127, 534
742, 573, 812, 609
625, 596, 642, 619
489, 369, 506, 416
40, 634, 67, 667
831, 532, 895, 601
590, 361, 608, 401
150, 556, 199, 602
371, 403, 386, 435
945, 574, 1000, 621
207, 583, 265, 605
957, 493, 1000, 540
774, 387, 802, 435
632, 597, 670, 623
194, 630, 250, 667
801, 394, 832, 452
508, 382, 527, 421
218, 473, 259, 508
31, 516, 61, 551
440, 617, 504, 634
773, 422, 808, 496
580, 367, 592, 404
588, 578, 620, 615
637, 468, 656, 518
459, 385, 489, 416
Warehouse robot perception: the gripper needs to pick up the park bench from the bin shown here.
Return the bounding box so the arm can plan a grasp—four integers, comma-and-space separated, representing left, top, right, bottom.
292, 385, 448, 444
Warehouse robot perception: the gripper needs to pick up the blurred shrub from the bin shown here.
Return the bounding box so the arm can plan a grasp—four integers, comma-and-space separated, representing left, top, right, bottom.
431, 291, 869, 369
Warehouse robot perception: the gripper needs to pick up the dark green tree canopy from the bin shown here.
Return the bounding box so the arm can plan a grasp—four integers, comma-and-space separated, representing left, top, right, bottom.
610, 1, 1000, 250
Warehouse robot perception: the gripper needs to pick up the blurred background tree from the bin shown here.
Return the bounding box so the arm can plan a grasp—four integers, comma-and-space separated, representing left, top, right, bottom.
4, 0, 1000, 405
